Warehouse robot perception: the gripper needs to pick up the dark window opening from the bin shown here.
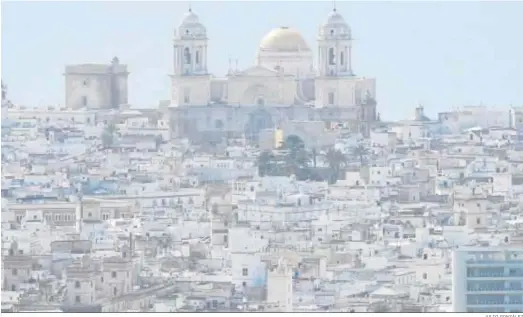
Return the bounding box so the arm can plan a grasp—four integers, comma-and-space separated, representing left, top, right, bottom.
328, 48, 335, 65
184, 47, 191, 64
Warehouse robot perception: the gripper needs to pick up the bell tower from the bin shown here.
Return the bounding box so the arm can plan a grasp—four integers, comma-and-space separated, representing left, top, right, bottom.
317, 8, 353, 77
173, 8, 209, 76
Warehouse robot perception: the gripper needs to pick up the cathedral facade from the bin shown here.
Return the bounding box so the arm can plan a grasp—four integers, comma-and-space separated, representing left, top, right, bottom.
169, 8, 378, 142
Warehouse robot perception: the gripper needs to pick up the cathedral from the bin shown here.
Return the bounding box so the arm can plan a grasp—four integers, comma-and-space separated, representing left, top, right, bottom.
169, 7, 378, 142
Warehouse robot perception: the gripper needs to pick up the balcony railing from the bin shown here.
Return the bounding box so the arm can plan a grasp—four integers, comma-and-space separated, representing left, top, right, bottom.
466, 260, 523, 265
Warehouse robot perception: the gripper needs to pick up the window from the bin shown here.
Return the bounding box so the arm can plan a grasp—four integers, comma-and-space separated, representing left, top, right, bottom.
12, 268, 17, 276
82, 79, 89, 87
88, 212, 92, 217
183, 88, 190, 104
328, 48, 335, 65
328, 92, 335, 105
422, 273, 428, 279
113, 287, 117, 296
242, 268, 248, 276
184, 47, 191, 64
476, 218, 481, 225
81, 96, 88, 107
75, 281, 81, 288
340, 51, 344, 65
75, 296, 81, 303
112, 271, 117, 278
195, 51, 200, 64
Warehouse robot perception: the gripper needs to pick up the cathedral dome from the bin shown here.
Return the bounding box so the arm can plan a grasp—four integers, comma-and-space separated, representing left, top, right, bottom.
325, 9, 346, 25
179, 9, 200, 27
259, 27, 310, 52
177, 8, 207, 38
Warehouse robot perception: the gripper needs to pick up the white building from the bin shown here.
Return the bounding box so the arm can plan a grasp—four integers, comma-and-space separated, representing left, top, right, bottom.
169, 8, 379, 142
452, 246, 523, 313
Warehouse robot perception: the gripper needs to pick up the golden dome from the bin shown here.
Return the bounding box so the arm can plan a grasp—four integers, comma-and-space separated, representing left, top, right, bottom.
259, 27, 310, 52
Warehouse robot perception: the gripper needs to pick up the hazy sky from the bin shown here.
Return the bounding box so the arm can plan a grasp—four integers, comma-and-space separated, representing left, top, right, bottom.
2, 1, 522, 120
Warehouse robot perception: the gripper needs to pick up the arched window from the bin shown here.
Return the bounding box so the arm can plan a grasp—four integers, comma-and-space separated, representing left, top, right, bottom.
340, 52, 344, 65
256, 96, 265, 106
184, 48, 191, 64
328, 48, 335, 65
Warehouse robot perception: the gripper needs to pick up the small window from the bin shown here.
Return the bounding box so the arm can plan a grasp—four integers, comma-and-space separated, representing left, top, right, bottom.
12, 268, 17, 276
75, 295, 81, 303
242, 268, 248, 276
113, 287, 117, 296
328, 48, 335, 65
422, 273, 428, 279
112, 271, 117, 278
476, 217, 481, 225
88, 212, 92, 217
75, 281, 81, 289
82, 79, 89, 87
81, 96, 88, 106
328, 92, 335, 105
184, 88, 190, 104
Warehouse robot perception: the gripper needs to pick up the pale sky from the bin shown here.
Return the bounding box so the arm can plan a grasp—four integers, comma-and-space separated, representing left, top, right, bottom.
2, 1, 523, 120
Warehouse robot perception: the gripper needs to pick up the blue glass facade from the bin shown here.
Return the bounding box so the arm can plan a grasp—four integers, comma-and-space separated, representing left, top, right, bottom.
463, 256, 523, 312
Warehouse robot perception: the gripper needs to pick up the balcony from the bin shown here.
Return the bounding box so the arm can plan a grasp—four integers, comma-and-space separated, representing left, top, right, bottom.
467, 301, 523, 306
467, 288, 523, 294
466, 260, 523, 267
467, 269, 523, 279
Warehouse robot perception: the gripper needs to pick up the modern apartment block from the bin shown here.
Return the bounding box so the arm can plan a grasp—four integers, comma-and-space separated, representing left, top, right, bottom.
452, 246, 523, 313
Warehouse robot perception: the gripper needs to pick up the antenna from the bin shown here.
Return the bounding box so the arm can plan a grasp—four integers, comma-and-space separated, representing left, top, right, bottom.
332, 0, 337, 11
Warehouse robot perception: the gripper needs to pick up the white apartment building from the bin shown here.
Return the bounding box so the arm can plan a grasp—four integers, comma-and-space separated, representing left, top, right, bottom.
452, 246, 523, 313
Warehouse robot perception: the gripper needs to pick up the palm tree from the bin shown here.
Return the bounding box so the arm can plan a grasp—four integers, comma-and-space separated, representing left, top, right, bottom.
155, 135, 164, 151
282, 135, 309, 175
282, 135, 304, 152
257, 150, 274, 176
326, 149, 346, 184
311, 148, 318, 168
351, 144, 370, 165
101, 123, 116, 149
